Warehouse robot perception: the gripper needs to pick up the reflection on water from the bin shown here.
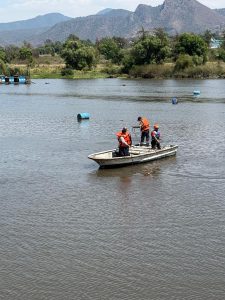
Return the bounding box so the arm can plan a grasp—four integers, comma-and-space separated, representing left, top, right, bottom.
91, 156, 177, 179
0, 79, 225, 300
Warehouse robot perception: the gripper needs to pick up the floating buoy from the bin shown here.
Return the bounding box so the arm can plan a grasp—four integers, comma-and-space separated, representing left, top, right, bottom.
171, 97, 178, 104
77, 113, 90, 120
193, 90, 200, 96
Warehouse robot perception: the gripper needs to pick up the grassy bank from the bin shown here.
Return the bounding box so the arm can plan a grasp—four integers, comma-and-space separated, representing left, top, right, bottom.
129, 62, 225, 79
10, 60, 225, 80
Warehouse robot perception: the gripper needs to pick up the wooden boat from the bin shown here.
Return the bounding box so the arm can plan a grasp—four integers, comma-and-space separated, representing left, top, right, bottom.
88, 145, 178, 168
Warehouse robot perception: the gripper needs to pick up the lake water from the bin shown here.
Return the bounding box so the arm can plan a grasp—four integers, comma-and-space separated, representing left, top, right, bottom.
0, 79, 225, 300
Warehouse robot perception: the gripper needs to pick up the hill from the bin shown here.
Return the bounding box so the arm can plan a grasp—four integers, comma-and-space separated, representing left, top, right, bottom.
215, 8, 225, 17
31, 0, 225, 44
0, 0, 225, 46
0, 13, 71, 31
0, 13, 71, 46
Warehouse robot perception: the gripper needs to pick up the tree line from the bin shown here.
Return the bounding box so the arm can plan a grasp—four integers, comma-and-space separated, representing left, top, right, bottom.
1, 29, 225, 76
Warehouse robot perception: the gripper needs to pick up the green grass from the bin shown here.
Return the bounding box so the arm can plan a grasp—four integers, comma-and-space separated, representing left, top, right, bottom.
129, 64, 174, 78
10, 60, 225, 80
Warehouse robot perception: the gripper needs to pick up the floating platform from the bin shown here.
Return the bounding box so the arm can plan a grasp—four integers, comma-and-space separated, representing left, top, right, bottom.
0, 75, 30, 84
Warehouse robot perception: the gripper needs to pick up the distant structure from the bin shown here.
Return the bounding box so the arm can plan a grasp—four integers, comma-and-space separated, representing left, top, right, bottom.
0, 75, 30, 84
210, 38, 223, 49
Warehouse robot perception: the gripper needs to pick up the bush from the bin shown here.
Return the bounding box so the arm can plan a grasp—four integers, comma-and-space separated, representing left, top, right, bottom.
129, 64, 174, 78
174, 54, 194, 71
101, 62, 122, 75
217, 49, 225, 62
61, 67, 73, 76
173, 62, 225, 78
192, 55, 204, 66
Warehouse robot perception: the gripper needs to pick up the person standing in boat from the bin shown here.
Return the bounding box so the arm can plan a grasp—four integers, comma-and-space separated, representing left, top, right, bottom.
137, 116, 150, 146
116, 127, 132, 156
151, 124, 161, 149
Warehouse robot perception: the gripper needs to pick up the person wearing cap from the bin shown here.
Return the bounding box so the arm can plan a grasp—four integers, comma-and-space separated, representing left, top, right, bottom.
116, 127, 132, 156
137, 116, 150, 146
151, 124, 161, 149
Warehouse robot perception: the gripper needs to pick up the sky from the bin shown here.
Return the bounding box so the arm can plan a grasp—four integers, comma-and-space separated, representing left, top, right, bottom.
0, 0, 225, 23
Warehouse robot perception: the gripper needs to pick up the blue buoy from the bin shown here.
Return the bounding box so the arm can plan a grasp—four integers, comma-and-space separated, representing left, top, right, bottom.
171, 97, 178, 104
19, 76, 27, 84
9, 76, 14, 84
77, 113, 90, 120
193, 90, 200, 96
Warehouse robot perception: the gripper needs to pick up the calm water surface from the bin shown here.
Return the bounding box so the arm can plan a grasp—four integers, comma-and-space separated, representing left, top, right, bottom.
0, 79, 225, 300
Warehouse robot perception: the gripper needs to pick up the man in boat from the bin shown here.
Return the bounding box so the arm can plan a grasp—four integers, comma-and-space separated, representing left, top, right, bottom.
137, 116, 150, 146
116, 127, 132, 156
151, 124, 161, 149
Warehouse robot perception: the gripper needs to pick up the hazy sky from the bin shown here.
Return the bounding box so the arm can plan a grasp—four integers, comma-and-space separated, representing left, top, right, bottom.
0, 0, 225, 23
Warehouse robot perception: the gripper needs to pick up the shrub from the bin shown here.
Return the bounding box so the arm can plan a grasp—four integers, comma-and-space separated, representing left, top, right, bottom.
129, 64, 173, 78
61, 67, 73, 76
101, 62, 122, 75
174, 54, 194, 71
217, 49, 225, 62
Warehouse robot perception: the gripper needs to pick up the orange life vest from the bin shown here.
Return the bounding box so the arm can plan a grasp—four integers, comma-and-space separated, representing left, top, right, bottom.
125, 132, 132, 146
116, 131, 132, 147
140, 117, 150, 132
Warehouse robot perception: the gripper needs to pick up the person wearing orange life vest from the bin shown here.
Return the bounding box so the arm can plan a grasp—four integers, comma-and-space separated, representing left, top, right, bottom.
137, 116, 150, 146
151, 123, 161, 149
116, 127, 132, 156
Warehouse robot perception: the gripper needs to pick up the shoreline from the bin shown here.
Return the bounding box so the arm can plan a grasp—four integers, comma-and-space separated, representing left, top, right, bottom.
9, 61, 225, 80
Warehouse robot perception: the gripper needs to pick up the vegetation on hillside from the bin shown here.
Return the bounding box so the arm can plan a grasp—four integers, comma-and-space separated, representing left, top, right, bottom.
1, 29, 225, 79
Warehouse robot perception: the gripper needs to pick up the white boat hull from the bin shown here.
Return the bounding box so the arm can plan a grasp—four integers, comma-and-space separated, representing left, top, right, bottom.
88, 145, 178, 168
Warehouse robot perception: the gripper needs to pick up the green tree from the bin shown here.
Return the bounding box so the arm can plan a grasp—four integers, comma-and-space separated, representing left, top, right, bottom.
112, 37, 128, 49
19, 47, 33, 62
0, 48, 6, 62
0, 58, 8, 74
174, 33, 207, 63
131, 34, 170, 65
121, 49, 135, 73
220, 30, 225, 49
201, 30, 214, 47
174, 54, 194, 71
19, 47, 33, 78
154, 28, 169, 45
217, 48, 225, 61
97, 37, 122, 63
4, 45, 20, 62
61, 38, 96, 70
137, 26, 149, 40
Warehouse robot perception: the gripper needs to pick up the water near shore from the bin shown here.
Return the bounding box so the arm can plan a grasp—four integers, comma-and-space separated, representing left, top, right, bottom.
1, 79, 225, 300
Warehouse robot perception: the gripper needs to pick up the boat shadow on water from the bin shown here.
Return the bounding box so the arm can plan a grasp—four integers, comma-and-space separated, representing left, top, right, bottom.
89, 155, 177, 179
88, 145, 178, 169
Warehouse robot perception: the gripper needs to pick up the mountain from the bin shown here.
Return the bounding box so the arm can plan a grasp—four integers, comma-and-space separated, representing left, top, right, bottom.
153, 0, 225, 34
29, 11, 140, 45
0, 13, 71, 46
96, 8, 113, 15
0, 13, 71, 31
31, 0, 225, 44
0, 28, 49, 46
0, 0, 225, 46
215, 8, 225, 17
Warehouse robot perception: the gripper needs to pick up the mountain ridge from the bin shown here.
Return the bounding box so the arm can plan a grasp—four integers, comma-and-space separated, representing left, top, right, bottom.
0, 13, 71, 32
0, 0, 225, 46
